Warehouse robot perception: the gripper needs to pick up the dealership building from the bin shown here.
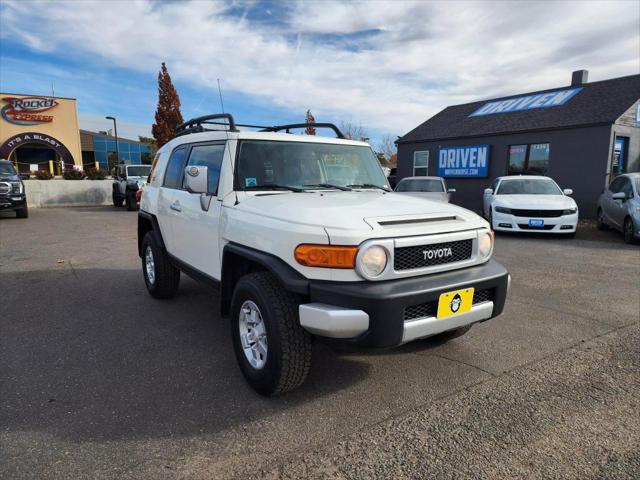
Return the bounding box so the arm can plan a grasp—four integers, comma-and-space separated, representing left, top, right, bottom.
396, 71, 640, 217
0, 93, 150, 174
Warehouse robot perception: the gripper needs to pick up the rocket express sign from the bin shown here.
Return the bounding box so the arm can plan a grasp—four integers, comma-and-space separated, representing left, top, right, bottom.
1, 96, 59, 125
437, 145, 489, 178
469, 88, 582, 117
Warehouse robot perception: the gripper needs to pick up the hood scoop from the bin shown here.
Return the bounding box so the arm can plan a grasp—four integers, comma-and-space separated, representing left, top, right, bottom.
365, 213, 465, 230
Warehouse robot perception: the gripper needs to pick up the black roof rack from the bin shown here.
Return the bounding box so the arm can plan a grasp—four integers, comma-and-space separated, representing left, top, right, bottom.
175, 113, 346, 139
175, 113, 238, 137
260, 123, 345, 139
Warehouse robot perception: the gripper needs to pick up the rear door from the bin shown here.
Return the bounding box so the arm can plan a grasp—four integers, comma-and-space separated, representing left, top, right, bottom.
157, 145, 189, 254
169, 142, 226, 279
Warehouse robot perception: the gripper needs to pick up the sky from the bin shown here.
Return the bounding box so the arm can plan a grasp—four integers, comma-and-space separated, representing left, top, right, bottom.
0, 0, 638, 146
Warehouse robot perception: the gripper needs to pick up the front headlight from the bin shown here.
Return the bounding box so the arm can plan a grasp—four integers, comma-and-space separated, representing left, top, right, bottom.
359, 245, 388, 277
562, 207, 578, 215
494, 206, 511, 214
10, 182, 23, 194
478, 231, 494, 259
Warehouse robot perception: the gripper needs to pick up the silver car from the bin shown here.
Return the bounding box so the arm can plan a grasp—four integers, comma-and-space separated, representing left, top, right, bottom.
394, 176, 455, 203
597, 172, 640, 243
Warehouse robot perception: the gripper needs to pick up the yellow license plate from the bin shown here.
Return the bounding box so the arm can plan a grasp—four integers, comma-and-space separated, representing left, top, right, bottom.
437, 288, 475, 319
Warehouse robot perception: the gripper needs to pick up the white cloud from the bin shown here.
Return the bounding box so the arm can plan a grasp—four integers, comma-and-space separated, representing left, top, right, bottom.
1, 0, 638, 136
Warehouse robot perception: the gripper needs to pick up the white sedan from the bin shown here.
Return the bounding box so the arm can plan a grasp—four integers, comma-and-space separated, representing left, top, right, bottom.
394, 176, 455, 203
483, 176, 578, 235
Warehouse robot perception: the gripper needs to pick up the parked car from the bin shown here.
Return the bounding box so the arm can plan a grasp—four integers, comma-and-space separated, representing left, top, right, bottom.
394, 176, 455, 203
597, 173, 640, 243
387, 167, 397, 189
138, 113, 509, 396
483, 175, 578, 236
112, 163, 152, 211
0, 159, 28, 218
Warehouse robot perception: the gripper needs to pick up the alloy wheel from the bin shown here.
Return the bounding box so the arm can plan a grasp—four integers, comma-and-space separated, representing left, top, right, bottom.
145, 246, 156, 284
238, 300, 268, 369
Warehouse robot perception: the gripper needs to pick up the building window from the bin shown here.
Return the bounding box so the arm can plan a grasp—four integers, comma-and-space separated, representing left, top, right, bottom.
413, 151, 429, 176
508, 143, 550, 175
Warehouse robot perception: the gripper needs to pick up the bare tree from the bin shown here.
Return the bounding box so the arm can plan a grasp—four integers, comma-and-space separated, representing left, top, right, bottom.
340, 121, 368, 142
376, 134, 396, 161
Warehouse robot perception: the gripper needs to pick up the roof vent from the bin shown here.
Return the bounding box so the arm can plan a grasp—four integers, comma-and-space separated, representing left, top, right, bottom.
571, 70, 588, 86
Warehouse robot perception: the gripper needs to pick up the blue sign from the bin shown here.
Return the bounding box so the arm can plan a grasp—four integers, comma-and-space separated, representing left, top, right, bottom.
469, 88, 582, 117
437, 145, 489, 177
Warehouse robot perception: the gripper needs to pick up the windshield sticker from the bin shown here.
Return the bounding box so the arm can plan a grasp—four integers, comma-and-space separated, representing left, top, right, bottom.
245, 177, 257, 187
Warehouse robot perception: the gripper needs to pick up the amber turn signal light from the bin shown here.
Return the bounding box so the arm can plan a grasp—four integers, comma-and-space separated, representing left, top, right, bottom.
294, 244, 358, 269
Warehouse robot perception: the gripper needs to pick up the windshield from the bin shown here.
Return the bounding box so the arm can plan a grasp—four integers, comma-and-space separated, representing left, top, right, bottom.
236, 141, 388, 191
0, 162, 17, 176
127, 165, 151, 177
396, 178, 444, 193
497, 178, 561, 195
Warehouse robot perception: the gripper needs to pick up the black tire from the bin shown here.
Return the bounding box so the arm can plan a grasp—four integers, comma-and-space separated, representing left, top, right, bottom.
113, 191, 124, 207
596, 208, 608, 230
141, 231, 180, 299
15, 206, 29, 218
126, 191, 137, 211
431, 325, 472, 344
623, 217, 637, 244
230, 271, 312, 396
488, 209, 494, 230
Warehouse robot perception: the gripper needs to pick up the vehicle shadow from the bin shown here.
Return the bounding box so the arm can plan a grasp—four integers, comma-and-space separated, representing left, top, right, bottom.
0, 268, 371, 444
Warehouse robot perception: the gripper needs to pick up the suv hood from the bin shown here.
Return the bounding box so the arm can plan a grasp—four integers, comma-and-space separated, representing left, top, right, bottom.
235, 191, 487, 242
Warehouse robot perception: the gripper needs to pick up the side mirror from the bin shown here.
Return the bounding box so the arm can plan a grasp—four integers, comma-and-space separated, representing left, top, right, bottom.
563, 188, 573, 195
612, 192, 626, 201
484, 188, 493, 195
184, 165, 208, 194
447, 188, 456, 194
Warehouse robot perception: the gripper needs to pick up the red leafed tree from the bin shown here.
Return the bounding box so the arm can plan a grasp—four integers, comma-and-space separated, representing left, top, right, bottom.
152, 62, 184, 148
305, 110, 316, 135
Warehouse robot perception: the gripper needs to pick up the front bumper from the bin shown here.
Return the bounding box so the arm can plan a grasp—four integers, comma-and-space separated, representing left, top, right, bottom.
0, 195, 26, 211
493, 211, 578, 234
300, 259, 509, 347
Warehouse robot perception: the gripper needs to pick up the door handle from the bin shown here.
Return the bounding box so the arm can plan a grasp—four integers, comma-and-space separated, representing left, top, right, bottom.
170, 200, 182, 212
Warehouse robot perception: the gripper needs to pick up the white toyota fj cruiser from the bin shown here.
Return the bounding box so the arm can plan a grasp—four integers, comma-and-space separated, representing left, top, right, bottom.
138, 114, 509, 395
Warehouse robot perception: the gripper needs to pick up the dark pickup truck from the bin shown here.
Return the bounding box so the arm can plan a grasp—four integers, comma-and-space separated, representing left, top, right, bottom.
0, 159, 28, 218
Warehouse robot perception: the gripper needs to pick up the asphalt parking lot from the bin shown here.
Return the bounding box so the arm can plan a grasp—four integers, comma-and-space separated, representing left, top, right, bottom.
1, 207, 639, 479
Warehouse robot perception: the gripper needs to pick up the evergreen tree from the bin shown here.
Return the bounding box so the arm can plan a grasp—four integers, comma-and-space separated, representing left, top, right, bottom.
305, 110, 316, 135
152, 62, 184, 148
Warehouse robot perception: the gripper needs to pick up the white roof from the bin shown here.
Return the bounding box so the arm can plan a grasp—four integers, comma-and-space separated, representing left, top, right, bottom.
498, 175, 554, 181
170, 129, 369, 147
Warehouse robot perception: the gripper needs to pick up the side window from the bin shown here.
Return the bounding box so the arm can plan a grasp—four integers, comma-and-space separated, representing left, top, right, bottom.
620, 178, 633, 198
183, 143, 225, 194
413, 151, 429, 176
490, 178, 500, 191
609, 177, 624, 193
163, 147, 188, 189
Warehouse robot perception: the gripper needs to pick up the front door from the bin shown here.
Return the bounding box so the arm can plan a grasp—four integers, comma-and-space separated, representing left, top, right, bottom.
156, 145, 189, 254
169, 142, 226, 279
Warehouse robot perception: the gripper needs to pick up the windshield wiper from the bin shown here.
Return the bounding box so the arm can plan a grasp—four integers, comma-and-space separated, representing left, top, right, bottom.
244, 184, 305, 192
347, 183, 392, 192
303, 183, 352, 191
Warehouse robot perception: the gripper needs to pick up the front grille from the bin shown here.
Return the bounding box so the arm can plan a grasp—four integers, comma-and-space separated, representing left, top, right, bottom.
511, 209, 563, 218
403, 288, 494, 321
394, 239, 473, 271
517, 224, 555, 230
